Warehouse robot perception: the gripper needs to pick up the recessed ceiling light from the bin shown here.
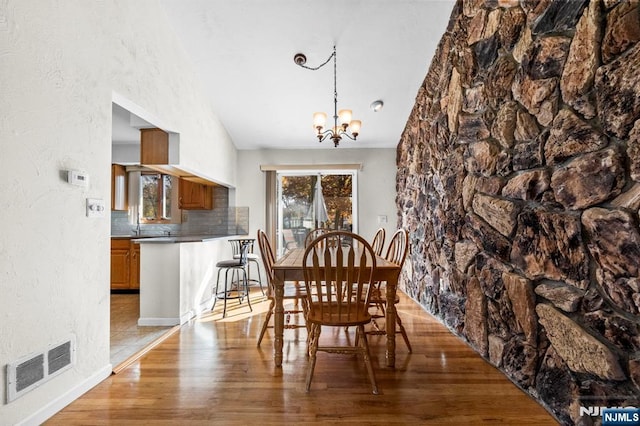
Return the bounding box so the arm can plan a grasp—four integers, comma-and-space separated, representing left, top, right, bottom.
370, 100, 384, 112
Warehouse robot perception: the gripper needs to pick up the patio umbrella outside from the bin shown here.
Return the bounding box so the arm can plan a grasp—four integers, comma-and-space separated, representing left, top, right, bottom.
306, 180, 328, 228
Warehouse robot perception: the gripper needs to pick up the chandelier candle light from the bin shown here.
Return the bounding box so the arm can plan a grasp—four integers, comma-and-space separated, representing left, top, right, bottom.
294, 46, 361, 147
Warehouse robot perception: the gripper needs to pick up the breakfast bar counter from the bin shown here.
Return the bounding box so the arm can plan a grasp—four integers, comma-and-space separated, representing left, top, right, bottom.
132, 235, 237, 326
131, 234, 226, 244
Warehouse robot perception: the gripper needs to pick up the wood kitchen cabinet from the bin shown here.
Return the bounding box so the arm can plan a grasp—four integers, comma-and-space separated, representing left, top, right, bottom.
130, 241, 140, 289
110, 239, 140, 290
111, 164, 127, 211
110, 239, 131, 289
140, 128, 169, 164
179, 178, 213, 210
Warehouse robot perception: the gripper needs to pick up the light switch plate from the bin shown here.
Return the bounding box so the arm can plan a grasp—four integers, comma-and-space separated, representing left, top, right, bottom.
86, 198, 105, 218
377, 215, 388, 224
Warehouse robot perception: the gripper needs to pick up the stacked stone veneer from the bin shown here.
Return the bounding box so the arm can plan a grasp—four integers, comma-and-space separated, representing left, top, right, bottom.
396, 0, 640, 423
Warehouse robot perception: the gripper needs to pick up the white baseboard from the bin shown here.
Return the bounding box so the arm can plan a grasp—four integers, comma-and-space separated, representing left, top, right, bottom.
197, 298, 214, 315
180, 311, 194, 324
201, 296, 215, 312
138, 317, 180, 326
17, 364, 112, 426
139, 304, 209, 326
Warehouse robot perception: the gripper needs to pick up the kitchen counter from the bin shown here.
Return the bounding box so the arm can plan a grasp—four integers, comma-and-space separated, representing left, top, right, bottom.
132, 235, 228, 244
112, 234, 233, 243
131, 234, 242, 326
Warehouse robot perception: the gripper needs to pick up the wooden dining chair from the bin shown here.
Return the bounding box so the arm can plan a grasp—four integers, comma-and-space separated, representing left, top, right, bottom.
303, 231, 379, 394
304, 227, 327, 247
256, 229, 308, 347
371, 227, 386, 256
367, 228, 412, 352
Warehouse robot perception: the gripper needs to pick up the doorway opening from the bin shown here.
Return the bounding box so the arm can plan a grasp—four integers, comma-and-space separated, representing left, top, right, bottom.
110, 97, 176, 371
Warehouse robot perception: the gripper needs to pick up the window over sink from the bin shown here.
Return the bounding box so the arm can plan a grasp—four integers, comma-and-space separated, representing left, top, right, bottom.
140, 172, 175, 223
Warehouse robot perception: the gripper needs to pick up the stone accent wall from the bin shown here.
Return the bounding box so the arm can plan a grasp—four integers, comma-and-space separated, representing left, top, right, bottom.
396, 1, 640, 423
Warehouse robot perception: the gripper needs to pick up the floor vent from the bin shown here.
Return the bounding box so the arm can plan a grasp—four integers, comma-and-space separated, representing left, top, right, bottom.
6, 336, 76, 403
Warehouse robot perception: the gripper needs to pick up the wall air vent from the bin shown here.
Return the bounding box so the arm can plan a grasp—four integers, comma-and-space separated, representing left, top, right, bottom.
48, 341, 72, 376
6, 336, 76, 403
15, 354, 45, 394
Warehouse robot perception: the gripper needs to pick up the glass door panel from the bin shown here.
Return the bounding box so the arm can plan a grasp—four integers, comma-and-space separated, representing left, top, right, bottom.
276, 171, 356, 256
321, 174, 353, 232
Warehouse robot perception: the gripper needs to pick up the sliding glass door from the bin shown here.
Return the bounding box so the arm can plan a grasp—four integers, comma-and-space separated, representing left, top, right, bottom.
276, 171, 357, 256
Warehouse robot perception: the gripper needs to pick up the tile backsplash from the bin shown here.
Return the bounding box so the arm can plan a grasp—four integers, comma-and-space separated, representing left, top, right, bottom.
111, 207, 249, 237
111, 184, 249, 237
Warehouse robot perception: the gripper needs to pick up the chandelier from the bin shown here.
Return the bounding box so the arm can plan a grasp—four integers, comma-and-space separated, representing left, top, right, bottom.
294, 46, 361, 147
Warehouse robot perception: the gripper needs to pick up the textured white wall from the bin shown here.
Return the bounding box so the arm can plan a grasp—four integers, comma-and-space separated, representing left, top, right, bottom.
0, 1, 236, 424
236, 148, 398, 246
179, 238, 233, 320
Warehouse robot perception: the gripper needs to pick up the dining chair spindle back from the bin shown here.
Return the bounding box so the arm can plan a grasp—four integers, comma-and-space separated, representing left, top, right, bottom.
368, 228, 412, 352
371, 228, 386, 256
302, 231, 379, 394
304, 227, 328, 247
256, 229, 308, 347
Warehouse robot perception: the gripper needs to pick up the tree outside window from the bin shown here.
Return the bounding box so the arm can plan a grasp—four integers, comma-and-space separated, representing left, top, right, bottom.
280, 173, 353, 231
140, 173, 173, 223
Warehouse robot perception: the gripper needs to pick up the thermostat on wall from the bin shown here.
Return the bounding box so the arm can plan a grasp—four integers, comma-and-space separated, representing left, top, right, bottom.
67, 170, 89, 187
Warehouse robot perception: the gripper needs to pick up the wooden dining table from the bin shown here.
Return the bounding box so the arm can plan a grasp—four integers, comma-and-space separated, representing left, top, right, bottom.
271, 247, 402, 368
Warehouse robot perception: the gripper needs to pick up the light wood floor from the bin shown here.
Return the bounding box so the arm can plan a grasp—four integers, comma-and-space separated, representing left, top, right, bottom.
48, 289, 559, 425
110, 293, 173, 368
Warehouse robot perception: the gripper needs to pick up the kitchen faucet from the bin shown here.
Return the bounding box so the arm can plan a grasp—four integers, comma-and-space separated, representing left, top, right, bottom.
133, 215, 141, 236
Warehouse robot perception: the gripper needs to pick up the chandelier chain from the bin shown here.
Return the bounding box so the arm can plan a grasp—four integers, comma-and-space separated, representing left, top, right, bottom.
333, 46, 338, 123
295, 46, 339, 122
295, 46, 335, 71
294, 45, 358, 147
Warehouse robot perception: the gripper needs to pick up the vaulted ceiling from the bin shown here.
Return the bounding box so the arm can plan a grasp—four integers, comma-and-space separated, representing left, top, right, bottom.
113, 1, 455, 150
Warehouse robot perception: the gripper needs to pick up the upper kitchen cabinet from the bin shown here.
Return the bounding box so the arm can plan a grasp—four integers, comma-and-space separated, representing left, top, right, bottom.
111, 164, 127, 211
139, 127, 219, 203
140, 128, 169, 164
179, 178, 213, 210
